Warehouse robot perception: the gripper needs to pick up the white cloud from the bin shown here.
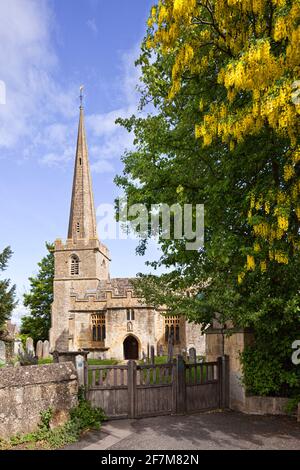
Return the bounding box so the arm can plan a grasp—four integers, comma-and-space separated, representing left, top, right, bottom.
0, 0, 77, 154
11, 303, 29, 326
85, 47, 141, 173
87, 18, 98, 36
40, 146, 74, 167
91, 159, 114, 174
0, 1, 142, 172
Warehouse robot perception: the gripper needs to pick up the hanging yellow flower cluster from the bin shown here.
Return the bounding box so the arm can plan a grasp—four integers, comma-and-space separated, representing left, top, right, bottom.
145, 0, 300, 279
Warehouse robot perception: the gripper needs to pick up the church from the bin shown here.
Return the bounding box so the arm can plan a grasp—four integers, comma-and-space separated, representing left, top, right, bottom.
50, 101, 205, 360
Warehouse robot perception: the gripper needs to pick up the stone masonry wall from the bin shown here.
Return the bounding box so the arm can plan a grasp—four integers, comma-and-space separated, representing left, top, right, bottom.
0, 363, 78, 439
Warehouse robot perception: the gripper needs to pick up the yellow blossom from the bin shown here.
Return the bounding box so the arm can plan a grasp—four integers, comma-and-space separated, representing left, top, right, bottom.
247, 255, 256, 271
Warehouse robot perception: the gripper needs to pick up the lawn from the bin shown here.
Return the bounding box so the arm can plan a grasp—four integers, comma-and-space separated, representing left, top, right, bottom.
87, 359, 119, 366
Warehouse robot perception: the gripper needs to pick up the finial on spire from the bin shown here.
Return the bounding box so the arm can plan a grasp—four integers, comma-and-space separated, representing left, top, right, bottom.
79, 85, 84, 108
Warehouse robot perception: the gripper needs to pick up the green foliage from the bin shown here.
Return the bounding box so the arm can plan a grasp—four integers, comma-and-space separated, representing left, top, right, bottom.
70, 392, 105, 432
21, 242, 54, 343
39, 408, 53, 430
38, 357, 53, 365
18, 350, 38, 366
114, 14, 300, 398
0, 247, 17, 331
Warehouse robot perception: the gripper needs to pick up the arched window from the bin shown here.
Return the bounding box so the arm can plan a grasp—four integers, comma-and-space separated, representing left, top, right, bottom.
164, 316, 181, 344
70, 255, 79, 275
91, 314, 106, 343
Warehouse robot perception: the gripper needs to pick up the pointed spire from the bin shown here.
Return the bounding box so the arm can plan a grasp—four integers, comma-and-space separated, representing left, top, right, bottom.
68, 92, 97, 241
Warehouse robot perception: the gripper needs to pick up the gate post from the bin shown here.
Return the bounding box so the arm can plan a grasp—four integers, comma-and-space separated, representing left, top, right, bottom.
128, 360, 137, 418
218, 355, 229, 409
175, 355, 186, 414
84, 361, 89, 399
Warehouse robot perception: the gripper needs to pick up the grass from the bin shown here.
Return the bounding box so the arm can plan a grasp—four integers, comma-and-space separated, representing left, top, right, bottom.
38, 358, 53, 365
87, 359, 120, 386
138, 355, 169, 365
87, 359, 119, 366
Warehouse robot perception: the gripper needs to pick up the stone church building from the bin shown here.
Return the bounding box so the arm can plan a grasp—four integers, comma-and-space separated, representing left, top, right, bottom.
50, 103, 205, 360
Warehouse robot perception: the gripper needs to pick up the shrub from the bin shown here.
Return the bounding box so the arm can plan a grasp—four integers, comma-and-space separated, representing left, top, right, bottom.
18, 350, 38, 366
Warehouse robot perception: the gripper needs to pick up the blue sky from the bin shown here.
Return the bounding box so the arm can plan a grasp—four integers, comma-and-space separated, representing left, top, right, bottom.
0, 0, 163, 324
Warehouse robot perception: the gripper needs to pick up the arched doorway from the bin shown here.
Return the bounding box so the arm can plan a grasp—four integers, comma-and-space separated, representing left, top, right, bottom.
123, 335, 139, 360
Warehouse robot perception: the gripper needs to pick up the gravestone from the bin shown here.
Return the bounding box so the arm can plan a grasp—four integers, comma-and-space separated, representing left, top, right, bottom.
75, 355, 85, 386
16, 341, 24, 356
159, 344, 164, 357
150, 346, 155, 365
189, 347, 197, 364
167, 334, 174, 363
147, 343, 150, 363
42, 340, 50, 359
142, 351, 147, 364
0, 340, 6, 363
26, 337, 34, 355
36, 340, 43, 359
14, 340, 23, 356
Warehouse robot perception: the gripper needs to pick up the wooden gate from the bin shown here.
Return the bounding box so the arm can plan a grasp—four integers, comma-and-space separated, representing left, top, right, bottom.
85, 356, 229, 419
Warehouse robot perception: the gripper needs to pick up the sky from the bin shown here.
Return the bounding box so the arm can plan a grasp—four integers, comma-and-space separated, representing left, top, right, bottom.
0, 0, 163, 324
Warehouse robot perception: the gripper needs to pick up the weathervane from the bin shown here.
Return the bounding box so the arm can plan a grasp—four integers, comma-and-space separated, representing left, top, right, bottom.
79, 85, 84, 108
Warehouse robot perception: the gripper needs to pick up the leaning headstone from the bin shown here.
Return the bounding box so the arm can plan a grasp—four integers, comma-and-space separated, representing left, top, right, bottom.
150, 346, 155, 365
159, 344, 164, 357
42, 340, 50, 359
26, 337, 34, 355
36, 340, 43, 359
189, 347, 197, 364
0, 340, 6, 363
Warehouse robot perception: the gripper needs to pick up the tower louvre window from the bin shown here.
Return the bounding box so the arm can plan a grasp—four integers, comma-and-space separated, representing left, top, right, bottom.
92, 314, 106, 342
70, 255, 79, 275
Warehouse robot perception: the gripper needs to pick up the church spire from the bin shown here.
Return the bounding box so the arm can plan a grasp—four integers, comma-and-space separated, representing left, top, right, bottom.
68, 89, 97, 241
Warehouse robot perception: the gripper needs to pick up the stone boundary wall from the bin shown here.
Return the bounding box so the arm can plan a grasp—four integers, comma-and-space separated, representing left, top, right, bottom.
0, 363, 78, 439
235, 396, 297, 417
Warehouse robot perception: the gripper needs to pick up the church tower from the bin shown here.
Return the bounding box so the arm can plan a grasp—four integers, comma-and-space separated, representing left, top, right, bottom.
50, 93, 110, 351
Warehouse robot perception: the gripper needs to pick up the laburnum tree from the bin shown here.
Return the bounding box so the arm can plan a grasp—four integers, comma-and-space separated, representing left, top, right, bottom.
0, 247, 17, 332
20, 243, 54, 343
115, 1, 300, 396
146, 0, 300, 278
